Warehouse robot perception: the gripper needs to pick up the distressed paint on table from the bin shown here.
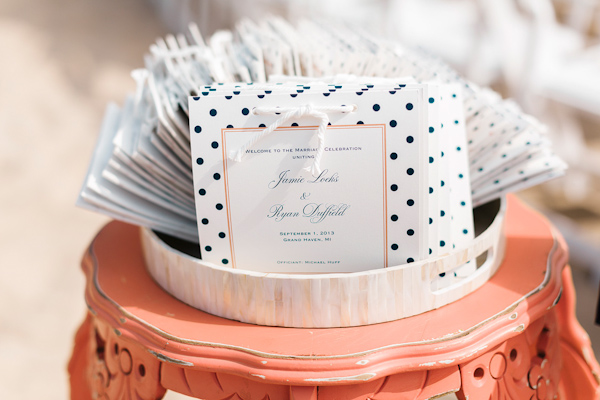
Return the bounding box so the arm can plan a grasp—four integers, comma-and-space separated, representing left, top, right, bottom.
68, 196, 600, 399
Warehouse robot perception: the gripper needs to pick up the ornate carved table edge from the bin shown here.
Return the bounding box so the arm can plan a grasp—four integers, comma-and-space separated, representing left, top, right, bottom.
68, 201, 600, 400
78, 225, 564, 380
69, 268, 600, 400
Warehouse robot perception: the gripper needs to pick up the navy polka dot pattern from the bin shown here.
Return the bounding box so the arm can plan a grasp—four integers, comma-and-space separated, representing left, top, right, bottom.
187, 81, 477, 272
127, 25, 566, 276
423, 86, 443, 259
188, 84, 426, 267
438, 85, 475, 288
72, 6, 566, 275
151, 23, 563, 263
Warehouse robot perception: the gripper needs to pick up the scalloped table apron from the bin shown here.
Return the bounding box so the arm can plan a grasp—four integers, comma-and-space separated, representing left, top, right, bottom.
68, 196, 600, 400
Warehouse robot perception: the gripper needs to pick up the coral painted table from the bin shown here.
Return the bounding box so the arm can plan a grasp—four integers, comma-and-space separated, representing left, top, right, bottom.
68, 197, 600, 399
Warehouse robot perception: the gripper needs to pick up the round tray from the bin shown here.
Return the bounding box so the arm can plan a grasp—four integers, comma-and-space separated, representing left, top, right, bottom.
141, 199, 506, 328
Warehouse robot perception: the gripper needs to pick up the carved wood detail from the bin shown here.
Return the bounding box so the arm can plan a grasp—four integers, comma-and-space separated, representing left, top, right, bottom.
69, 267, 600, 400
87, 318, 166, 400
457, 312, 561, 400
68, 199, 600, 399
159, 363, 461, 400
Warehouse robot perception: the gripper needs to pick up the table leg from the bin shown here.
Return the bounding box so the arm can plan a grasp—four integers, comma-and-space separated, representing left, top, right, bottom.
68, 313, 167, 400
556, 266, 600, 399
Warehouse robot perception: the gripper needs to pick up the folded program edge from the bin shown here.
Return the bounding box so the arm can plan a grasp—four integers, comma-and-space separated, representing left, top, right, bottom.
77, 17, 566, 253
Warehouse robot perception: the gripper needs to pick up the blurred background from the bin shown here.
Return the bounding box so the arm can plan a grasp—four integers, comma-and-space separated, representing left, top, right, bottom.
1, 0, 599, 398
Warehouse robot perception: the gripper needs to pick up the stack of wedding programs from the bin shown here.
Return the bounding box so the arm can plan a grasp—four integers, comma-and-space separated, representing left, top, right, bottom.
78, 18, 566, 275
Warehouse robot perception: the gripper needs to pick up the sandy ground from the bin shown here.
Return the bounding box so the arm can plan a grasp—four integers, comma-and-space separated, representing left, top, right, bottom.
0, 1, 167, 398
0, 1, 598, 399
